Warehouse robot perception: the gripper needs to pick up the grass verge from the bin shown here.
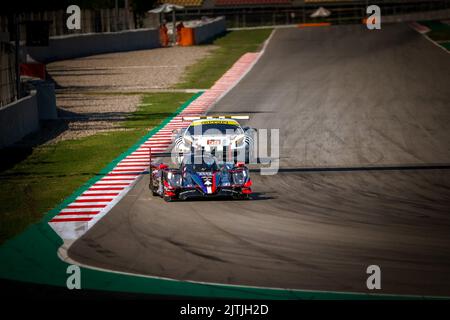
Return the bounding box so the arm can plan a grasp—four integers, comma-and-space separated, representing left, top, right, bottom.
419, 20, 450, 51
0, 92, 193, 244
176, 28, 273, 89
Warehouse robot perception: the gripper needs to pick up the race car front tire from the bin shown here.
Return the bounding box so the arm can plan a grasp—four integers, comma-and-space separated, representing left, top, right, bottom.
163, 195, 175, 202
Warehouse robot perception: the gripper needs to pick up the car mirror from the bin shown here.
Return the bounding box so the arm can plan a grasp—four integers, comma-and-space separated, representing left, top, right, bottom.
243, 126, 257, 133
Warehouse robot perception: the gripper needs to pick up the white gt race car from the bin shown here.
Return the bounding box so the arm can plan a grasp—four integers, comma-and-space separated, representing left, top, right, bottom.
173, 116, 256, 163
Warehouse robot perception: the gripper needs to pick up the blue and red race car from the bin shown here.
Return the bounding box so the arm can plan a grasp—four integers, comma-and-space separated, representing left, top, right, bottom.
149, 153, 252, 202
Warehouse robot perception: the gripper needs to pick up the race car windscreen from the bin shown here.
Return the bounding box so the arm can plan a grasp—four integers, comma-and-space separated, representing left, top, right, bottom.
186, 122, 244, 136
183, 156, 219, 172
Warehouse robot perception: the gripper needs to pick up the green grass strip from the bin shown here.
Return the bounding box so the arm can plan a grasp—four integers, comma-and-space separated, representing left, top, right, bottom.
176, 29, 273, 89
0, 93, 195, 243
419, 20, 450, 43
440, 41, 450, 51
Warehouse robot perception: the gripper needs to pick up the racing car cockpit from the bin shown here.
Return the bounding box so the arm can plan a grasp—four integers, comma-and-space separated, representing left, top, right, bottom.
182, 154, 219, 173
149, 152, 252, 202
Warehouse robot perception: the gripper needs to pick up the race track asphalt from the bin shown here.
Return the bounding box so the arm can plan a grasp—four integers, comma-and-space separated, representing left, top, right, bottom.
68, 24, 450, 297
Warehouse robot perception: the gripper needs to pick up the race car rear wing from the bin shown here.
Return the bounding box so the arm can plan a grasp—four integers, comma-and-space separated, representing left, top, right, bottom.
147, 148, 176, 162
147, 147, 273, 167
182, 115, 250, 121
148, 148, 225, 163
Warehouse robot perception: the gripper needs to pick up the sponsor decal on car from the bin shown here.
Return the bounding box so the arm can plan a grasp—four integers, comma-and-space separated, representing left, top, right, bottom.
191, 120, 239, 126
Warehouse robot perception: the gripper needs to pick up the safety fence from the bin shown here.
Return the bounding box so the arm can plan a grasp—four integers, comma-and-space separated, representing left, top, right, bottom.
0, 40, 16, 108
0, 8, 135, 40
174, 0, 450, 28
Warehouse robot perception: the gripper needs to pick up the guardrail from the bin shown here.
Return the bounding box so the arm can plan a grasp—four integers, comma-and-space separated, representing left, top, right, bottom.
26, 28, 160, 63
383, 8, 450, 23
0, 8, 134, 38
0, 40, 17, 108
176, 0, 450, 28
172, 16, 227, 46
0, 92, 39, 148
192, 17, 227, 44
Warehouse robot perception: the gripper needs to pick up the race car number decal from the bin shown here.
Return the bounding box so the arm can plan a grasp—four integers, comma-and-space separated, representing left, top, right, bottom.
207, 139, 221, 145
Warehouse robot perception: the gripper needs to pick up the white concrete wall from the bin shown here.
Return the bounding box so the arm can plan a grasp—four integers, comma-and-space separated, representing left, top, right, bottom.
0, 93, 39, 148
193, 17, 226, 45
29, 80, 57, 120
26, 28, 161, 63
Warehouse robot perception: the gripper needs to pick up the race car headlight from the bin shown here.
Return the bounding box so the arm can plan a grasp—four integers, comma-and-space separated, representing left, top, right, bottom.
232, 170, 247, 185
233, 135, 245, 147
183, 135, 193, 145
